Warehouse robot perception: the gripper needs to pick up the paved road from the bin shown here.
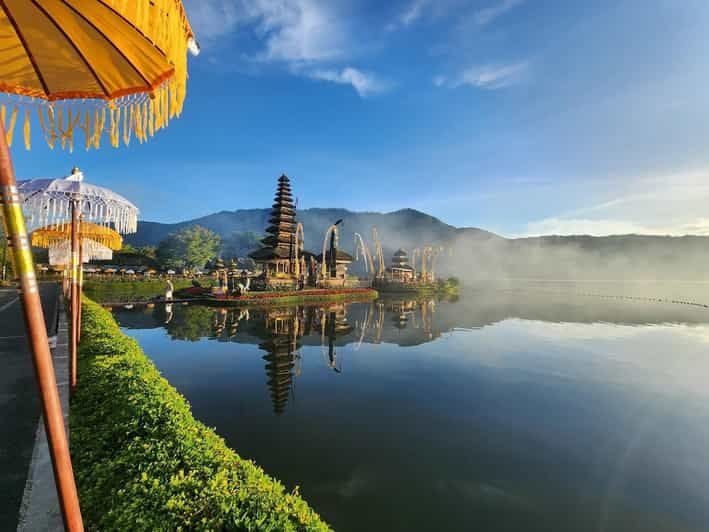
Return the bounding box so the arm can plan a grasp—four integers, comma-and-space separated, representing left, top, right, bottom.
0, 284, 58, 531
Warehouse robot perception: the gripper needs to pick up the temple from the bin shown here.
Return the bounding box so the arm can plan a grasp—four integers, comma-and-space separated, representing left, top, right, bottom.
317, 249, 354, 285
388, 248, 415, 282
249, 174, 301, 287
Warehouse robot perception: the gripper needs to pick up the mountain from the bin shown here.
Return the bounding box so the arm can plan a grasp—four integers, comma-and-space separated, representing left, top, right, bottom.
126, 207, 498, 258
125, 208, 709, 281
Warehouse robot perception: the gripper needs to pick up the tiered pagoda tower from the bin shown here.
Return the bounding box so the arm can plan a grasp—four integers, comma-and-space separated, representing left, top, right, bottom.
259, 312, 301, 415
249, 174, 298, 284
389, 248, 415, 282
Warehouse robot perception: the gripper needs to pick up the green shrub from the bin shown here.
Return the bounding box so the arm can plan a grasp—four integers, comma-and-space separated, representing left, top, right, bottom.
83, 278, 208, 303
72, 297, 331, 531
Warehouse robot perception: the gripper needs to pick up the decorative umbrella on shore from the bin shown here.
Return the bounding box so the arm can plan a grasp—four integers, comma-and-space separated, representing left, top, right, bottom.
20, 168, 139, 395
0, 3, 196, 530
32, 220, 123, 337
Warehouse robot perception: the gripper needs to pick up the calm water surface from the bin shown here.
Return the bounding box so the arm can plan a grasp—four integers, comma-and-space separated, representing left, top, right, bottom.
112, 283, 709, 532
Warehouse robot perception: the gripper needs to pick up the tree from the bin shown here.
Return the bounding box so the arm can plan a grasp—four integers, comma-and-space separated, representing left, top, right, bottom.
157, 225, 221, 270
136, 245, 157, 259
221, 231, 263, 258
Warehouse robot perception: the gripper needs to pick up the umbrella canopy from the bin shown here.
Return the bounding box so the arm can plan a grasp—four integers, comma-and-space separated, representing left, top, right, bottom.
49, 239, 113, 265
18, 169, 139, 234
32, 221, 123, 250
0, 0, 195, 150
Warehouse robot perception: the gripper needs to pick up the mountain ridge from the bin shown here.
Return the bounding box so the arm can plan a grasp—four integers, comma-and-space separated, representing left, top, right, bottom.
125, 207, 709, 281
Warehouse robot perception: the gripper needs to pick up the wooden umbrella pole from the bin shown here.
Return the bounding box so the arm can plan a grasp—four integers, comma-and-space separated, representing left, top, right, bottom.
77, 222, 83, 341
70, 201, 79, 393
0, 124, 84, 530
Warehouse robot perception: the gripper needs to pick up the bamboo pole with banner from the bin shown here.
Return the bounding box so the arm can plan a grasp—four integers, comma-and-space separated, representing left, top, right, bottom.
0, 2, 198, 529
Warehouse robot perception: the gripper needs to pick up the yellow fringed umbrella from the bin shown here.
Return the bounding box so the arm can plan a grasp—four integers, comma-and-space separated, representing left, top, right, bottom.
32, 222, 123, 250
0, 3, 196, 530
0, 0, 195, 150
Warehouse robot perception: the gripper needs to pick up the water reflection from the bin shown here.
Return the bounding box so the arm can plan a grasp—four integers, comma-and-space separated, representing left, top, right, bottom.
112, 286, 709, 532
115, 289, 709, 417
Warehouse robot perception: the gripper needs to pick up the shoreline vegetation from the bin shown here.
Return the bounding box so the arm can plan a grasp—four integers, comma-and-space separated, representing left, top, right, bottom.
84, 278, 379, 306
72, 297, 331, 531
83, 278, 202, 303
181, 288, 379, 307
375, 277, 460, 297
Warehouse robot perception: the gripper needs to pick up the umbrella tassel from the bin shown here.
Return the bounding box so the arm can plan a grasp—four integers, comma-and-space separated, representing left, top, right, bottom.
66, 109, 74, 152
3, 105, 18, 146
97, 109, 106, 149
82, 111, 91, 151
57, 107, 66, 150
142, 100, 149, 142
148, 98, 155, 137
24, 108, 30, 150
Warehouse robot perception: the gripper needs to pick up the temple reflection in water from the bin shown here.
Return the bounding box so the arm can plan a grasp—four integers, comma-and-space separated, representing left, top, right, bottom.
117, 296, 445, 414
113, 284, 709, 414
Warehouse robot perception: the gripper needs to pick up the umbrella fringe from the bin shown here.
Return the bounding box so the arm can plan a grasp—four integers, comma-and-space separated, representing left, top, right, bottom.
0, 71, 183, 151
47, 239, 114, 266
32, 223, 123, 251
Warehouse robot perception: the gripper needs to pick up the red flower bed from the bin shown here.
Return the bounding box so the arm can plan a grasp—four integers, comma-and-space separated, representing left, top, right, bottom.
235, 288, 373, 301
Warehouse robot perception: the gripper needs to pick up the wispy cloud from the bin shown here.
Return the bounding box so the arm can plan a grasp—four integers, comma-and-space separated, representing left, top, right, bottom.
436, 61, 529, 89
386, 0, 430, 31
308, 67, 389, 97
522, 171, 709, 236
246, 0, 346, 63
523, 217, 709, 236
474, 0, 525, 26
184, 0, 388, 98
184, 0, 240, 41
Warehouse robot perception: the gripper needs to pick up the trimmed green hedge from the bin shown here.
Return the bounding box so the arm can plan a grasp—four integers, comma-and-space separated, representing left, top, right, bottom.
72, 297, 331, 531
83, 278, 204, 303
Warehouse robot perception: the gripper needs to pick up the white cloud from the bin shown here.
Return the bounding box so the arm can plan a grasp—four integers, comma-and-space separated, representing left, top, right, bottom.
524, 218, 655, 237
474, 0, 525, 26
524, 217, 709, 237
399, 0, 430, 26
184, 0, 388, 98
247, 0, 346, 63
185, 0, 343, 61
183, 0, 240, 40
308, 67, 388, 97
522, 171, 709, 236
438, 62, 529, 89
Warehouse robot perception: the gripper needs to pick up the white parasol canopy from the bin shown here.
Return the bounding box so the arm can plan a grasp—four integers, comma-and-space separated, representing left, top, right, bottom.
48, 239, 113, 266
17, 169, 139, 234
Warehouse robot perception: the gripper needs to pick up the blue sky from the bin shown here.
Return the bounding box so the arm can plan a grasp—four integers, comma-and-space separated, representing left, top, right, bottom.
10, 0, 709, 236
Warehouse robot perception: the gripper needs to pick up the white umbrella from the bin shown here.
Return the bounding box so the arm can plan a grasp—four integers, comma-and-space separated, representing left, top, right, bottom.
18, 168, 139, 395
18, 169, 139, 234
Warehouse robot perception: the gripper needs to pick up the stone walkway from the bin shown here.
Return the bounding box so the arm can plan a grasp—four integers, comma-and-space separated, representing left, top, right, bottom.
0, 284, 61, 531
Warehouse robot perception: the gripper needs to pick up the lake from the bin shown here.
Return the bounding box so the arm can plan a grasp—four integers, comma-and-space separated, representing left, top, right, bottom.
111, 282, 709, 532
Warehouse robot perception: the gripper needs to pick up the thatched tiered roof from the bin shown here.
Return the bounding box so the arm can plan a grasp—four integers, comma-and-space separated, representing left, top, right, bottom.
391, 248, 414, 271
250, 174, 296, 261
